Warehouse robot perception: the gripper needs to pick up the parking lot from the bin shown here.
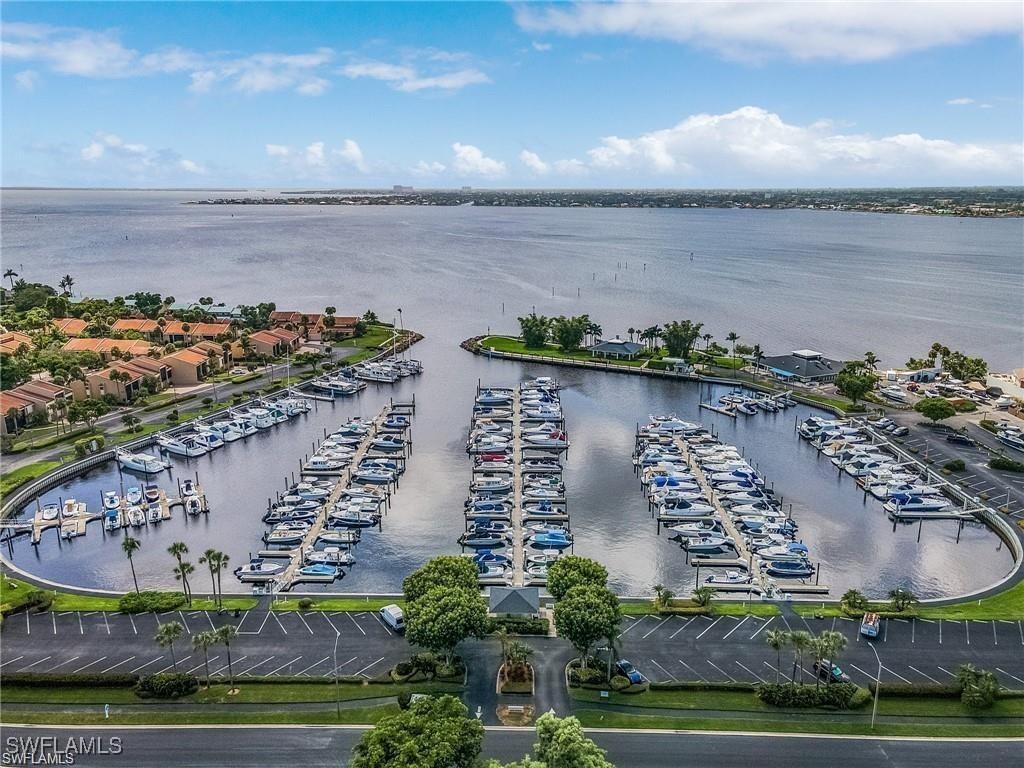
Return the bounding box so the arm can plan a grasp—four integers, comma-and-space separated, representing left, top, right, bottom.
616, 611, 1024, 688
0, 608, 410, 680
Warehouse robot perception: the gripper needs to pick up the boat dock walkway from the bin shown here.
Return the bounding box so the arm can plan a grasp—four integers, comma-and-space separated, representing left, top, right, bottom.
511, 388, 525, 587
278, 404, 393, 591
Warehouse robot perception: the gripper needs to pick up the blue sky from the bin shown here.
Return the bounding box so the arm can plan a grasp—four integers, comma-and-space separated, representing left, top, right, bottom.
2, 1, 1022, 187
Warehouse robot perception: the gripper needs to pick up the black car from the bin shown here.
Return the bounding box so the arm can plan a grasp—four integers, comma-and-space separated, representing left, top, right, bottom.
946, 433, 977, 447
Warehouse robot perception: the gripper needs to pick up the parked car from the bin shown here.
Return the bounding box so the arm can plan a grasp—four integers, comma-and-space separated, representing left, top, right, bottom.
870, 418, 894, 429
230, 367, 247, 375
891, 426, 910, 437
946, 433, 977, 447
813, 659, 851, 684
615, 659, 647, 685
378, 604, 405, 634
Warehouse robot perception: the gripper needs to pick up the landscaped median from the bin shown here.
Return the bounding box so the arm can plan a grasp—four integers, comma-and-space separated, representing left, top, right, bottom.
794, 579, 1024, 621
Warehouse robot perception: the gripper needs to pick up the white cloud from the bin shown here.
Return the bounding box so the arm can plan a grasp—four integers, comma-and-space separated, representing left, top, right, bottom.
81, 141, 104, 161
575, 106, 1022, 184
532, 41, 553, 51
519, 150, 550, 175
515, 1, 1023, 62
411, 160, 446, 176
341, 53, 490, 93
178, 159, 206, 174
265, 139, 371, 176
1, 23, 334, 95
554, 158, 588, 176
304, 142, 326, 167
14, 69, 39, 91
76, 131, 202, 180
334, 139, 368, 173
452, 143, 507, 177
946, 97, 975, 105
265, 144, 292, 157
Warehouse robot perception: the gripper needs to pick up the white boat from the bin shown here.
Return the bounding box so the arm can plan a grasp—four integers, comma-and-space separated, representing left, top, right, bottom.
303, 455, 349, 474
126, 506, 146, 527
883, 496, 951, 514
181, 478, 197, 496
147, 506, 163, 523
184, 496, 203, 515
997, 429, 1024, 453
879, 385, 909, 403
192, 430, 224, 451
993, 396, 1015, 409
304, 546, 355, 566
125, 486, 144, 505
157, 435, 209, 458
116, 448, 170, 474
523, 430, 570, 448
705, 570, 752, 585
102, 491, 121, 511
683, 536, 735, 553
472, 474, 514, 493
235, 558, 286, 580
204, 422, 243, 443
40, 503, 60, 521
144, 483, 161, 503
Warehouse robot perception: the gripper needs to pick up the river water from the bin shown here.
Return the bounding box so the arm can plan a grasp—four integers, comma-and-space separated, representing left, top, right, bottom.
2, 190, 1020, 597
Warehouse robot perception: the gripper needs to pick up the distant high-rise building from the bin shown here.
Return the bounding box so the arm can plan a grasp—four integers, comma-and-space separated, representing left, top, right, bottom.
461, 186, 472, 192
392, 185, 414, 193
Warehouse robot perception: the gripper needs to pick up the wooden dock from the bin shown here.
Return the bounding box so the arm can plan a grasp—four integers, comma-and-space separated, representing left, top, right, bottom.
511, 389, 525, 587
277, 404, 392, 591
700, 403, 737, 418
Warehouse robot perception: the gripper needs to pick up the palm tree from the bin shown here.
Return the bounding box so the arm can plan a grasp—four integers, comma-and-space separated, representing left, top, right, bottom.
789, 631, 813, 684
691, 585, 716, 607
59, 274, 75, 297
122, 536, 141, 594
200, 549, 219, 604
702, 333, 713, 353
604, 630, 623, 683
864, 351, 879, 370
751, 344, 764, 380
168, 542, 190, 600
765, 629, 788, 683
216, 625, 239, 691
155, 621, 184, 671
192, 631, 218, 688
174, 562, 196, 607
726, 331, 740, 367
627, 327, 636, 343
3, 268, 17, 288
817, 630, 848, 678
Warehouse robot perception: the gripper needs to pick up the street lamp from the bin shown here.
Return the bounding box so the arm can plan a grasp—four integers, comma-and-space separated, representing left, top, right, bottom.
333, 632, 341, 718
866, 641, 882, 730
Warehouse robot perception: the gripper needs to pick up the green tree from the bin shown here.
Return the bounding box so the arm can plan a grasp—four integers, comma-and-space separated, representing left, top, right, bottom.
122, 536, 141, 594
788, 630, 813, 684
168, 542, 192, 604
660, 320, 703, 358
155, 621, 184, 671
174, 561, 196, 607
517, 313, 551, 349
192, 631, 217, 688
956, 664, 999, 710
547, 556, 608, 602
216, 624, 238, 691
402, 556, 480, 604
863, 351, 879, 370
691, 585, 716, 607
350, 694, 484, 768
553, 584, 621, 667
652, 583, 674, 611
199, 549, 229, 608
3, 268, 17, 288
942, 350, 987, 381
888, 587, 918, 613
121, 414, 142, 433
533, 712, 614, 768
914, 397, 957, 423
549, 315, 589, 352
405, 585, 488, 665
835, 362, 876, 405
840, 589, 868, 613
765, 629, 788, 683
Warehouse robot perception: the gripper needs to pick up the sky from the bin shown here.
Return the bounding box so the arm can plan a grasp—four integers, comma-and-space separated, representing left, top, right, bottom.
2, 1, 1023, 188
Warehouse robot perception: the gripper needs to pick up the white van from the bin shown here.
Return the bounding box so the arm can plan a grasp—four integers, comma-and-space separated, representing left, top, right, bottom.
379, 604, 405, 633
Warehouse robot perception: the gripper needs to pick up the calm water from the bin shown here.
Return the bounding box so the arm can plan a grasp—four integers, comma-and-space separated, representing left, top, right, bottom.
2, 190, 1021, 598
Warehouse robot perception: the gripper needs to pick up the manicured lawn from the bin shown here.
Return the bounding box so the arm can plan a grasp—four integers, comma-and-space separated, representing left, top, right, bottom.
795, 580, 1024, 621
108, 423, 164, 446
10, 427, 96, 453
621, 601, 779, 617
573, 709, 1024, 737
480, 336, 649, 367
1, 705, 398, 726
51, 593, 122, 611
0, 460, 62, 496
273, 597, 403, 612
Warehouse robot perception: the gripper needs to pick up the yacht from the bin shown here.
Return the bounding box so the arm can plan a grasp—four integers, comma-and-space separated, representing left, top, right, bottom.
476, 389, 512, 406
353, 468, 395, 485
879, 385, 909, 403
125, 486, 144, 505
883, 496, 951, 514
683, 535, 735, 553
529, 531, 573, 550
235, 558, 286, 580
157, 435, 209, 458
41, 503, 60, 521
523, 430, 570, 448
206, 420, 245, 442
756, 542, 809, 562
291, 483, 331, 501
763, 560, 815, 578
370, 436, 406, 453
126, 506, 146, 527
471, 475, 514, 493
104, 508, 122, 531
354, 364, 399, 383
875, 481, 942, 499
102, 491, 121, 512
304, 546, 356, 566
192, 429, 225, 451
303, 455, 349, 474
997, 429, 1024, 453
705, 570, 753, 585
115, 449, 170, 474
143, 483, 161, 504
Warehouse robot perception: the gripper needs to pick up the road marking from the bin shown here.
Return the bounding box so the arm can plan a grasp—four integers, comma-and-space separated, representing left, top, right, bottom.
188, 656, 219, 675
52, 613, 56, 635
206, 612, 217, 630
705, 659, 735, 681
100, 657, 137, 673
669, 617, 696, 639
103, 612, 110, 635
370, 612, 393, 636
296, 612, 315, 635
212, 656, 246, 676
44, 656, 80, 672
995, 668, 1024, 686
882, 619, 888, 643
0, 655, 25, 669
642, 617, 672, 639
25, 610, 30, 634
235, 610, 252, 632
735, 661, 764, 682
297, 657, 331, 676
128, 657, 164, 674
938, 619, 942, 645
617, 616, 644, 638
907, 665, 940, 684
325, 655, 358, 677
911, 619, 915, 644
238, 656, 276, 676
678, 659, 706, 681
722, 616, 750, 640
17, 657, 52, 671
128, 614, 137, 635
1019, 621, 1023, 646
749, 616, 774, 640
321, 612, 339, 636
966, 620, 970, 645
882, 665, 912, 684
936, 666, 956, 678
156, 656, 192, 674
779, 614, 791, 631
78, 613, 84, 635
271, 611, 288, 635
265, 656, 304, 676
694, 616, 722, 641
70, 656, 109, 674
848, 663, 874, 682
355, 657, 386, 677
648, 659, 677, 682
178, 611, 192, 634
254, 611, 271, 634
347, 612, 366, 636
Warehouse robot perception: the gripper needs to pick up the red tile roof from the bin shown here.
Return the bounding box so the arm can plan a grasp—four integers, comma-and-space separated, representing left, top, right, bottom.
52, 318, 88, 336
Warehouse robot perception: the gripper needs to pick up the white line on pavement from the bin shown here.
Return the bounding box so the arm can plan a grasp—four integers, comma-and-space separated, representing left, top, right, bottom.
52, 613, 56, 635
188, 656, 220, 675
936, 666, 956, 678
749, 616, 774, 640
347, 612, 365, 636
907, 665, 940, 684
16, 657, 52, 671
648, 659, 676, 682
669, 617, 697, 639
722, 616, 750, 640
296, 612, 314, 635
297, 657, 331, 676
642, 617, 672, 639
128, 657, 165, 674
678, 659, 706, 681
705, 659, 735, 682
206, 612, 217, 631
370, 612, 393, 636
735, 661, 764, 682
178, 611, 191, 634
235, 611, 251, 633
212, 656, 247, 676
995, 668, 1024, 686
321, 612, 339, 636
100, 657, 137, 674
156, 656, 192, 675
129, 614, 137, 635
271, 612, 288, 635
25, 611, 30, 634
848, 663, 874, 682
694, 617, 722, 640
355, 657, 386, 677
881, 665, 912, 684
265, 656, 304, 676
103, 612, 110, 635
78, 613, 83, 635
238, 656, 276, 676
0, 655, 25, 669
324, 655, 358, 677
70, 657, 108, 674
617, 616, 645, 638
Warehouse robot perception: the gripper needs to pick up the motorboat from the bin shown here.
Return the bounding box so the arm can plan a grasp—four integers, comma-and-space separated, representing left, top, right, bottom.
526, 550, 562, 567
104, 508, 122, 531
798, 417, 849, 440
297, 564, 340, 579
125, 486, 144, 505
523, 430, 570, 448
476, 389, 512, 406
709, 469, 763, 485
997, 429, 1024, 453
227, 418, 257, 438
472, 549, 511, 567
883, 496, 951, 514
263, 526, 308, 545
876, 481, 942, 499
523, 474, 564, 489
264, 506, 317, 524
205, 421, 244, 442
41, 503, 60, 521
126, 506, 146, 527
102, 491, 121, 512
273, 396, 311, 416
522, 406, 563, 420
666, 521, 721, 537
706, 570, 753, 585
756, 542, 809, 562
292, 483, 331, 500
654, 492, 711, 509
467, 435, 511, 453
238, 407, 276, 429
354, 364, 399, 383
879, 385, 909, 403
471, 474, 514, 493
524, 564, 549, 583
763, 560, 815, 578
523, 501, 567, 517
304, 546, 356, 566
316, 529, 360, 546
144, 483, 161, 504
683, 536, 735, 553
184, 496, 203, 515
181, 478, 197, 496
303, 455, 349, 474
472, 407, 512, 419
735, 402, 758, 415
522, 487, 563, 500
529, 531, 573, 550
370, 436, 406, 453
147, 506, 162, 523
334, 419, 371, 437
522, 458, 563, 473
844, 457, 895, 477
713, 479, 764, 493
157, 435, 209, 458
115, 449, 170, 474
331, 512, 381, 528
353, 468, 394, 484
235, 558, 286, 579
459, 531, 507, 549
192, 430, 225, 451
646, 415, 702, 434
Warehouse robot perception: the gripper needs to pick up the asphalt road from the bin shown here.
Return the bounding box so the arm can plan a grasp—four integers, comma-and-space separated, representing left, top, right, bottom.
1, 725, 1019, 767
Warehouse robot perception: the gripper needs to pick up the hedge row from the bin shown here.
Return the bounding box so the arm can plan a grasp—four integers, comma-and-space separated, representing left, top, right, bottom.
118, 591, 187, 613
757, 682, 865, 709
2, 673, 138, 688
868, 682, 961, 698
651, 680, 757, 693
486, 616, 549, 635
136, 673, 198, 699
0, 589, 53, 617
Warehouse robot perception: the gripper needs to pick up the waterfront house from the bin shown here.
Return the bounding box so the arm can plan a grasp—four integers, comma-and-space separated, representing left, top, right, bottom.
270, 310, 359, 341
161, 320, 233, 345
588, 337, 645, 360
111, 318, 161, 340
248, 328, 299, 357
0, 330, 34, 355
62, 337, 154, 362
161, 348, 210, 385
755, 349, 848, 384
661, 357, 695, 374
51, 317, 88, 337
0, 390, 35, 436
74, 364, 144, 403
205, 303, 243, 321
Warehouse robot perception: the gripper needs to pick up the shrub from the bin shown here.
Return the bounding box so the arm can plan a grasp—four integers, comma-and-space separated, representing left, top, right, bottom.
202, 397, 214, 406
118, 590, 187, 614
410, 653, 438, 676
397, 690, 413, 710
485, 616, 549, 635
943, 459, 966, 472
2, 673, 137, 688
135, 673, 199, 699
610, 675, 631, 692
952, 399, 977, 413
756, 682, 859, 709
568, 666, 607, 687
650, 681, 756, 692
1, 589, 53, 616
297, 597, 315, 610
866, 681, 960, 697
990, 457, 1024, 473
394, 661, 414, 677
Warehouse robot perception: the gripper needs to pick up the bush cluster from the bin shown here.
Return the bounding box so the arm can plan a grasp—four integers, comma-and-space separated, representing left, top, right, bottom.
3, 673, 137, 688
990, 456, 1024, 473
756, 682, 861, 709
485, 616, 549, 635
943, 459, 966, 472
568, 666, 607, 687
297, 597, 315, 610
651, 680, 756, 692
118, 591, 187, 614
867, 682, 960, 698
609, 675, 631, 692
135, 673, 199, 699
0, 589, 53, 617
